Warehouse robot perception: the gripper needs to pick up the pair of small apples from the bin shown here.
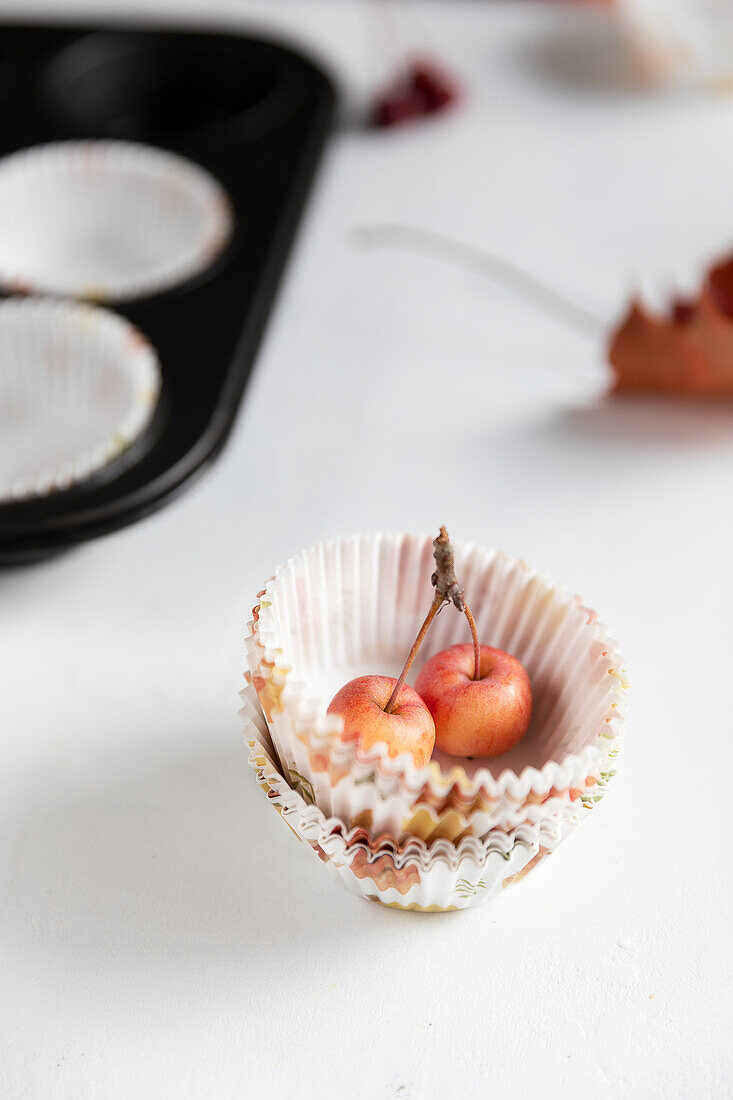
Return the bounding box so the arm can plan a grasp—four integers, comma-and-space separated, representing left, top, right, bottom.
327, 528, 532, 768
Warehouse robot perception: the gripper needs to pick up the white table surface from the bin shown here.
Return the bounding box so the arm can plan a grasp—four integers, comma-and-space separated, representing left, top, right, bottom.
2, 2, 732, 1098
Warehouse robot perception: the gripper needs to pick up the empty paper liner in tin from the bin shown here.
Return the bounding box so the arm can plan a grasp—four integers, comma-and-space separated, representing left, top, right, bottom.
243, 697, 583, 912
0, 140, 233, 302
0, 297, 160, 501
246, 534, 628, 807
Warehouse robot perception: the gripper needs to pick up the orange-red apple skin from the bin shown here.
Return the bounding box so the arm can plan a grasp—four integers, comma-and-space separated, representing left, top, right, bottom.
415, 644, 532, 757
327, 675, 435, 768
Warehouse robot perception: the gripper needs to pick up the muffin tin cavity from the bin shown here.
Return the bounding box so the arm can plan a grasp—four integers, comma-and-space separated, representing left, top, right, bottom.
41, 32, 299, 148
0, 141, 234, 302
0, 297, 161, 501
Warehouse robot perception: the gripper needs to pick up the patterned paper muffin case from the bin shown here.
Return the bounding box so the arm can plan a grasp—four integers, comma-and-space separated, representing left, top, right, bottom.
245, 534, 627, 829
242, 687, 584, 912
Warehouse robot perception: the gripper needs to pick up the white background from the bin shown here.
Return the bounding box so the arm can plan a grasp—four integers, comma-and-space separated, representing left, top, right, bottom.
1, 2, 732, 1097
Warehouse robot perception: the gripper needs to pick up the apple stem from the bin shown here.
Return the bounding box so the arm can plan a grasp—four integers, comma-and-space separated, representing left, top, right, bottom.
383, 526, 478, 714
464, 603, 481, 681
384, 594, 443, 714
431, 525, 466, 610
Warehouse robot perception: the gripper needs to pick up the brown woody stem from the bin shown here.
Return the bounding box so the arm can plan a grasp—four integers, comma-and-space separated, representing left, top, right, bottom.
383, 526, 480, 713
431, 525, 465, 611
384, 594, 443, 714
464, 604, 481, 681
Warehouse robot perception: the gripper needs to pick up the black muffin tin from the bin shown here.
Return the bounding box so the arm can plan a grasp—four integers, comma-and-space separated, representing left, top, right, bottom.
0, 21, 335, 563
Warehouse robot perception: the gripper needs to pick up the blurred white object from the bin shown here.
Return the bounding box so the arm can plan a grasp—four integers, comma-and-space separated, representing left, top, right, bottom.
620, 0, 733, 88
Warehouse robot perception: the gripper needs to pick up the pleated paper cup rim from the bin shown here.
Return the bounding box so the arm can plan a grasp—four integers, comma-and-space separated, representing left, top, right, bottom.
0, 140, 234, 302
255, 658, 622, 843
244, 696, 583, 910
240, 674, 616, 878
310, 733, 620, 844
243, 689, 575, 875
247, 534, 628, 804
0, 296, 161, 502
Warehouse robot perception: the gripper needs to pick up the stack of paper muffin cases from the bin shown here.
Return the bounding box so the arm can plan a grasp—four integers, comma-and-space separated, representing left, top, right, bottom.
242, 681, 585, 911
242, 534, 627, 911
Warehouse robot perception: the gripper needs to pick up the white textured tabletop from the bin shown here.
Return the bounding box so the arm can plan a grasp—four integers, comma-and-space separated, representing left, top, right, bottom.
1, 2, 732, 1098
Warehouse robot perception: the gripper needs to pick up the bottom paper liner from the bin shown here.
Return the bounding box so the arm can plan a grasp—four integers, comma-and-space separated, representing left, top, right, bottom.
319, 824, 576, 911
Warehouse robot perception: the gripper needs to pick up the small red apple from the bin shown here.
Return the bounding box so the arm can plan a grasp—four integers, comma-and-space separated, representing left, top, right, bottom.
415, 643, 532, 758
327, 675, 435, 768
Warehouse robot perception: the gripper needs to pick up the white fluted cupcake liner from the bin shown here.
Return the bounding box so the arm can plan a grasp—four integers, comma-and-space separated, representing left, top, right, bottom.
0, 297, 161, 501
243, 694, 582, 911
0, 141, 233, 301
247, 534, 627, 817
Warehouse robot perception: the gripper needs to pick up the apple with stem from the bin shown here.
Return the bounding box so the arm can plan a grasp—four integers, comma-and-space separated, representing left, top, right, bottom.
327, 525, 532, 766
326, 526, 465, 767
415, 643, 532, 758
326, 675, 435, 768
413, 529, 532, 757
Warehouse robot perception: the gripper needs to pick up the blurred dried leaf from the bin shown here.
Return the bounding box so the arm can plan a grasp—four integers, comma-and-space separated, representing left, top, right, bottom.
609, 255, 733, 395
